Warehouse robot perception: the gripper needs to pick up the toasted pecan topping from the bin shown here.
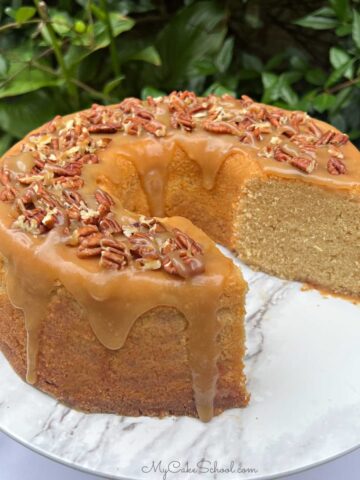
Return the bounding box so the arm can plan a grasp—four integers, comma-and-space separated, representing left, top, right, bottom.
0, 103, 205, 277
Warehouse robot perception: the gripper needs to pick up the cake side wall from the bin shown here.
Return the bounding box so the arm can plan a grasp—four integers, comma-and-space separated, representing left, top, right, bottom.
0, 257, 248, 418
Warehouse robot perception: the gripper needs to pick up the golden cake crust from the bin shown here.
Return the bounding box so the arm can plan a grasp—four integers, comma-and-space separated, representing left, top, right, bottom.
0, 255, 248, 417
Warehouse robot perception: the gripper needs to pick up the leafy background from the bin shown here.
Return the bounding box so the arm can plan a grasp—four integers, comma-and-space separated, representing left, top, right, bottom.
0, 0, 360, 154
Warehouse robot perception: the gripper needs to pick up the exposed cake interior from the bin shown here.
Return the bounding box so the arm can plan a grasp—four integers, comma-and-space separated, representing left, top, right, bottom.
235, 178, 360, 297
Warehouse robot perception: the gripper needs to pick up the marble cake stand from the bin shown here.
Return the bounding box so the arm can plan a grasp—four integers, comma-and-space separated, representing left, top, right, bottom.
0, 251, 360, 480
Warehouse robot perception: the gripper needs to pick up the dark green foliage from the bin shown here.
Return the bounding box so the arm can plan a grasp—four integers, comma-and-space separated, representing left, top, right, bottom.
0, 0, 359, 152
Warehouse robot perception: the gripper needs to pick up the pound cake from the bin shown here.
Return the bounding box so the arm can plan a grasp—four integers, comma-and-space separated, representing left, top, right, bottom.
0, 91, 358, 421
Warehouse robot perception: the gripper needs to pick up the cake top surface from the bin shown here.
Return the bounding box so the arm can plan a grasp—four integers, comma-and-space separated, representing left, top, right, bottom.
0, 91, 359, 279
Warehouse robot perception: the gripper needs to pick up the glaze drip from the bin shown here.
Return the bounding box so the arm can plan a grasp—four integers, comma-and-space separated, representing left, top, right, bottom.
0, 204, 231, 420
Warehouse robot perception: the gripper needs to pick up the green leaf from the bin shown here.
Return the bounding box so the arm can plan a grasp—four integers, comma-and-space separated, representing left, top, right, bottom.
305, 68, 327, 85
329, 47, 353, 78
282, 71, 302, 84
325, 59, 354, 87
192, 59, 217, 76
130, 46, 161, 66
50, 11, 73, 36
261, 72, 278, 103
329, 0, 350, 20
336, 24, 352, 36
330, 47, 351, 69
0, 66, 60, 99
329, 112, 346, 132
296, 89, 319, 111
290, 55, 308, 71
203, 82, 236, 96
103, 75, 125, 95
88, 13, 135, 49
0, 55, 8, 79
244, 7, 263, 29
15, 6, 36, 24
115, 1, 157, 15
261, 72, 277, 89
313, 93, 337, 113
215, 37, 234, 73
0, 133, 13, 156
0, 91, 59, 138
330, 87, 352, 114
352, 9, 360, 49
261, 73, 298, 105
141, 86, 166, 99
90, 4, 106, 21
64, 14, 134, 66
279, 80, 298, 106
4, 7, 16, 19
294, 11, 338, 29
242, 52, 263, 72
349, 129, 360, 141
153, 1, 227, 87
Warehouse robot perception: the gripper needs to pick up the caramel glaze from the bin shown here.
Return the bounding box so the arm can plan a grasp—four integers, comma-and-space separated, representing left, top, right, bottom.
86, 98, 360, 218
0, 196, 233, 421
0, 92, 359, 421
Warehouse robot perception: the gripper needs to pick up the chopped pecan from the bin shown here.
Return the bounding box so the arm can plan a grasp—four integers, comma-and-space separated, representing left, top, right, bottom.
41, 208, 59, 229
18, 174, 44, 185
54, 176, 84, 189
63, 189, 83, 206
118, 97, 143, 113
330, 132, 349, 147
273, 146, 291, 163
280, 126, 297, 138
77, 246, 102, 258
79, 153, 99, 164
308, 121, 322, 138
171, 112, 194, 131
316, 130, 335, 146
0, 168, 12, 186
289, 156, 316, 174
0, 186, 17, 202
88, 124, 117, 134
48, 163, 82, 177
135, 257, 162, 271
203, 120, 239, 136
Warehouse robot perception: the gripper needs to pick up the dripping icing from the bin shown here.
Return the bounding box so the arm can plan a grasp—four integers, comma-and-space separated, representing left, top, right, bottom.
0, 203, 232, 421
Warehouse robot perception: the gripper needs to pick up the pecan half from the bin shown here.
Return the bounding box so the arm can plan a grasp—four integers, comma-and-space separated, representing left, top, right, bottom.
327, 157, 347, 175
162, 251, 205, 278
100, 238, 129, 270
99, 215, 122, 235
